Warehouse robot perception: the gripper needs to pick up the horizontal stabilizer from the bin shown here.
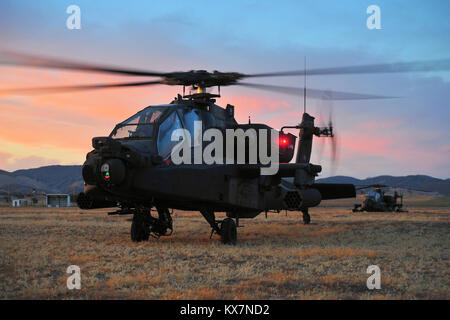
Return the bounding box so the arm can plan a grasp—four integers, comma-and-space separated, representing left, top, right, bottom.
311, 183, 356, 200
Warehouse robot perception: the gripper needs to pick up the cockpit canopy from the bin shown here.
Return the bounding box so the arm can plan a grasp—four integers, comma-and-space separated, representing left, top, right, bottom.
110, 105, 212, 159
367, 191, 381, 201
108, 103, 291, 164
110, 107, 166, 140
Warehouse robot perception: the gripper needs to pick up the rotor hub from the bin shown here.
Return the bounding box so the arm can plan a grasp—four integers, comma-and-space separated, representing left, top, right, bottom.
161, 70, 244, 87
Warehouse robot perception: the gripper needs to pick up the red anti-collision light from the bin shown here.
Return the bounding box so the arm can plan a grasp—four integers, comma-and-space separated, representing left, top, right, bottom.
279, 137, 289, 146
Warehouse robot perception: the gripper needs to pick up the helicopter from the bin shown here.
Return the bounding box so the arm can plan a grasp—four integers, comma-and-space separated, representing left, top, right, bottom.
1, 51, 449, 244
352, 184, 407, 212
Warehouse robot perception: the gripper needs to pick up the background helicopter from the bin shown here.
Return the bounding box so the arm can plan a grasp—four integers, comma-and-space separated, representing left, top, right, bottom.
1, 51, 449, 244
352, 184, 406, 212
352, 184, 435, 213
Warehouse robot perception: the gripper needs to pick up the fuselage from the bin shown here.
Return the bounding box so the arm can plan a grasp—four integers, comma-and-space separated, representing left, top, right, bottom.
78, 97, 355, 218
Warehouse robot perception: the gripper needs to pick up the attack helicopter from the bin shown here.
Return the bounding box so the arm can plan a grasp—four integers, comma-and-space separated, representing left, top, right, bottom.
352, 184, 407, 212
352, 184, 434, 213
1, 51, 449, 244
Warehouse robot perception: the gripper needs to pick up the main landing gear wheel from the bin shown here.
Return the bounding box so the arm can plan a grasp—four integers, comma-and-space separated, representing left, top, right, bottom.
131, 213, 150, 242
302, 210, 311, 225
220, 218, 237, 245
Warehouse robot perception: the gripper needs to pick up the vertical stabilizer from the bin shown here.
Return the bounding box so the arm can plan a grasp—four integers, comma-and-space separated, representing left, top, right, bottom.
295, 113, 315, 164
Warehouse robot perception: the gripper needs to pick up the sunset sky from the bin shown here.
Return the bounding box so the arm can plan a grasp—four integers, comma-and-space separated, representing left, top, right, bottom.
1, 0, 449, 179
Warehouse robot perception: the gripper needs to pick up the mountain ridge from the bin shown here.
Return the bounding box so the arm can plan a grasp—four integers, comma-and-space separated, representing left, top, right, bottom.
316, 174, 450, 195
1, 165, 449, 197
0, 165, 83, 196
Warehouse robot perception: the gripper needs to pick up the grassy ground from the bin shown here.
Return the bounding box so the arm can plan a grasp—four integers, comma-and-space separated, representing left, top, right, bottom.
0, 203, 449, 299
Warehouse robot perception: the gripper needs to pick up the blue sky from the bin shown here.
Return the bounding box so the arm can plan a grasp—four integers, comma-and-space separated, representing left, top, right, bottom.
0, 0, 449, 178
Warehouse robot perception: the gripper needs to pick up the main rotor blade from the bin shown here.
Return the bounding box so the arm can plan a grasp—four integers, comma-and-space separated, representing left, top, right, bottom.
0, 51, 166, 77
244, 59, 450, 78
0, 80, 162, 95
356, 184, 388, 190
355, 184, 433, 193
237, 82, 397, 100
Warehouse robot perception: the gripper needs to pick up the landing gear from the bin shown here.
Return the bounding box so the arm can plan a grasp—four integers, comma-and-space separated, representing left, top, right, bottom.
154, 207, 173, 236
130, 207, 173, 242
220, 218, 237, 245
201, 209, 238, 245
302, 209, 311, 224
131, 212, 150, 242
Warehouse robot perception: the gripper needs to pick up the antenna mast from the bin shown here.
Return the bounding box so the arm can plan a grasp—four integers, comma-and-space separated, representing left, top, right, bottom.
303, 57, 307, 113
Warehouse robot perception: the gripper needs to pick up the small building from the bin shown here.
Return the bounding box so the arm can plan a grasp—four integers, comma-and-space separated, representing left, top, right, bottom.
12, 199, 28, 207
46, 194, 71, 207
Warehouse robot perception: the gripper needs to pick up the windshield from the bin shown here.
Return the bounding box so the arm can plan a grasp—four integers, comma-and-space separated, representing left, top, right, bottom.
157, 111, 183, 159
368, 191, 381, 201
180, 108, 203, 146
110, 107, 164, 139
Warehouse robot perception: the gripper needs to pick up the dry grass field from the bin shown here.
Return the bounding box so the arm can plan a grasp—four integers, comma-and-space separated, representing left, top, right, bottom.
1, 196, 449, 300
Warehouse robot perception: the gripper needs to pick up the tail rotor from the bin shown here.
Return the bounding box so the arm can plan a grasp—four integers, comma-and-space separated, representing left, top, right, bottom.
314, 91, 340, 175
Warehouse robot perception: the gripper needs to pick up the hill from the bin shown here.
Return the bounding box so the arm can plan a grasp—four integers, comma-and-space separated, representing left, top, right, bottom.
316, 174, 450, 195
0, 165, 83, 197
1, 164, 449, 197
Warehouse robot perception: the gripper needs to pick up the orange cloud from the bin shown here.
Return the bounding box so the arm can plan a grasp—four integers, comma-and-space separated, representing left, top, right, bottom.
0, 66, 182, 166
1, 66, 448, 177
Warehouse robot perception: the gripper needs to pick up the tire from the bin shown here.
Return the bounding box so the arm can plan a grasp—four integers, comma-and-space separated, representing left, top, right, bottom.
302, 211, 311, 224
220, 218, 237, 245
131, 214, 149, 242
